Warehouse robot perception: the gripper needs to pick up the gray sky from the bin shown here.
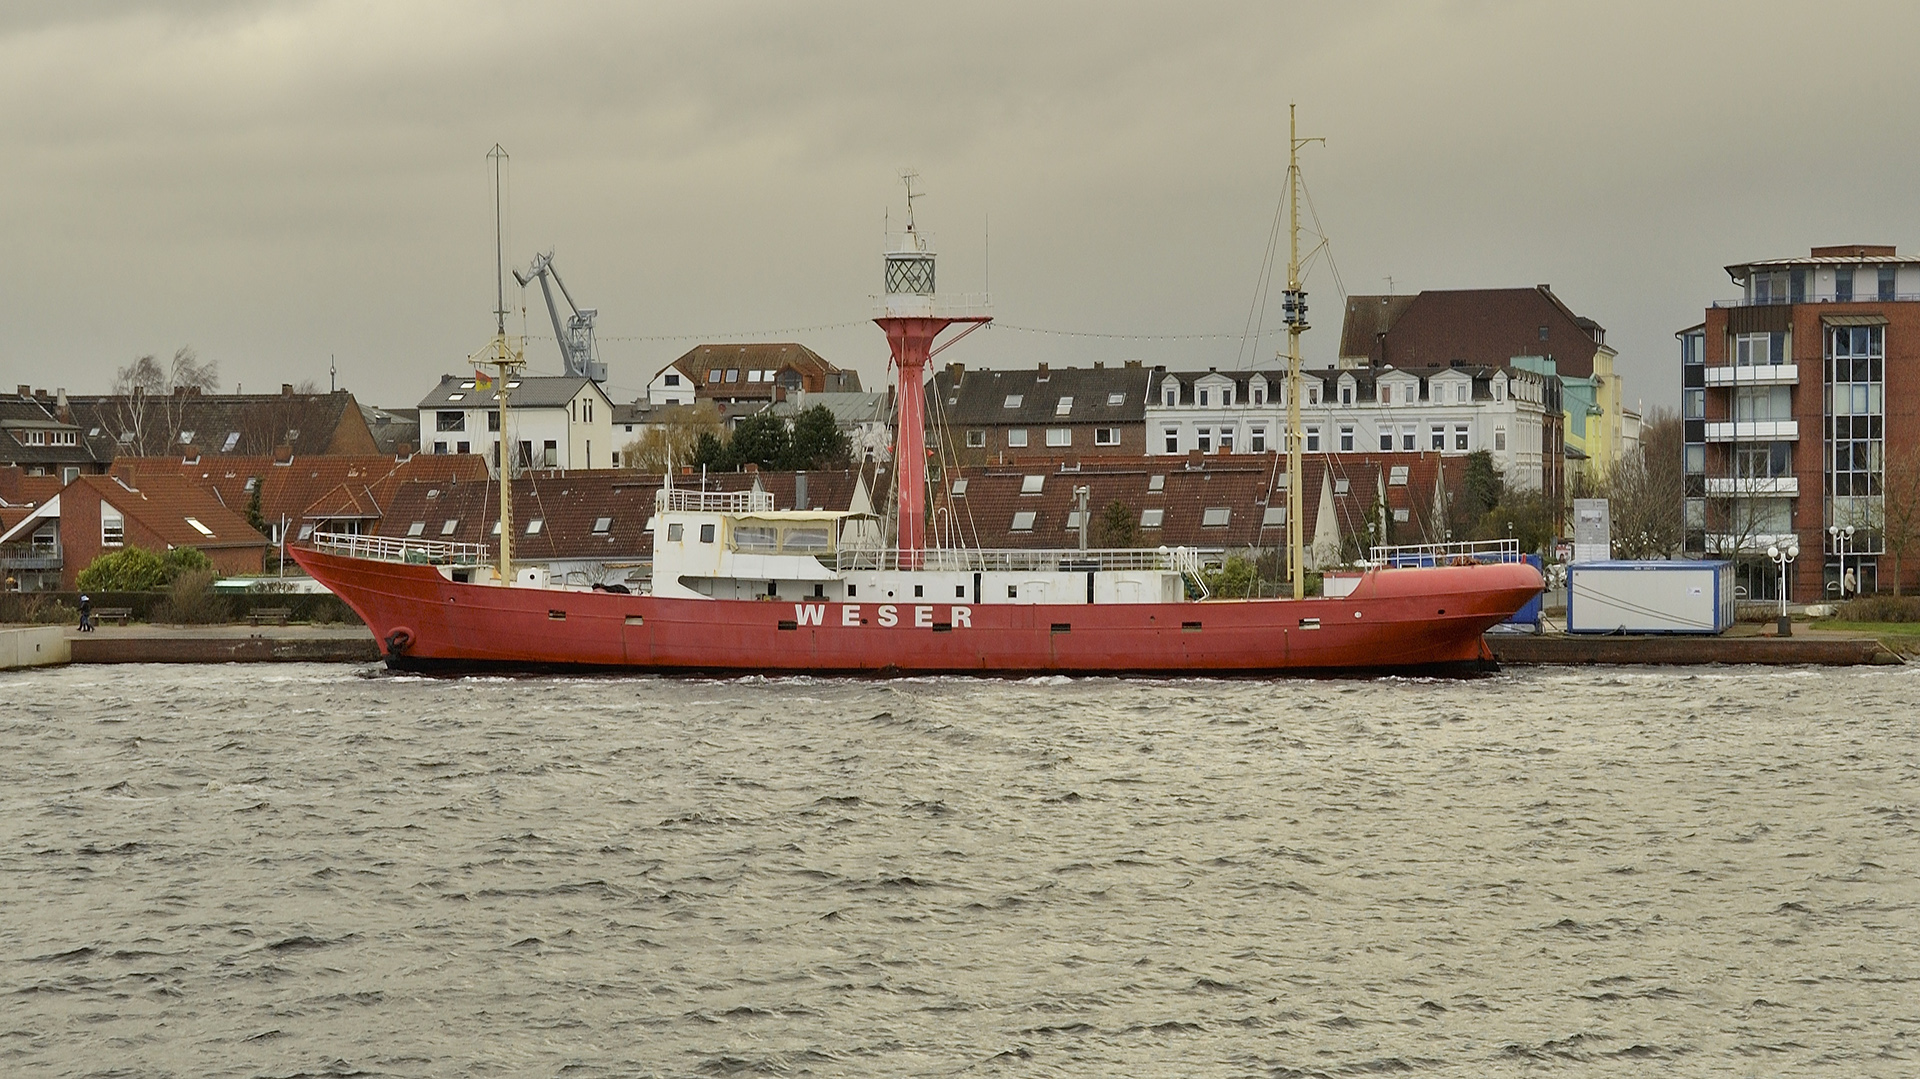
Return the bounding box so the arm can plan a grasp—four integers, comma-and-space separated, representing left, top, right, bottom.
5, 1, 1919, 413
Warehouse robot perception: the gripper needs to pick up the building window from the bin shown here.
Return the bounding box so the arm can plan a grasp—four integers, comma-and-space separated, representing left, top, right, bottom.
407, 521, 426, 536
1684, 388, 1705, 419
1834, 268, 1854, 303
1004, 394, 1023, 408
442, 519, 459, 535
436, 410, 465, 432
1107, 392, 1126, 406
1045, 428, 1071, 447
1494, 427, 1507, 451
1401, 426, 1416, 451
434, 440, 448, 454
1201, 507, 1230, 527
707, 370, 722, 383
1148, 474, 1165, 491
1251, 384, 1265, 405
1454, 424, 1470, 451
1007, 429, 1028, 447
1340, 385, 1353, 406
1163, 386, 1177, 407
1262, 505, 1286, 527
1684, 445, 1705, 474
966, 430, 986, 448
1219, 428, 1235, 454
1308, 385, 1320, 405
1734, 385, 1792, 421
1338, 425, 1354, 452
1055, 396, 1074, 416
1389, 465, 1409, 485
1879, 265, 1897, 302
1140, 508, 1164, 528
1196, 428, 1212, 453
1095, 427, 1119, 446
101, 505, 124, 546
1430, 425, 1445, 451
665, 373, 681, 386
1164, 427, 1179, 453
1021, 474, 1045, 494
457, 441, 470, 455
1379, 430, 1393, 451
1011, 511, 1036, 532
725, 369, 740, 382
1250, 425, 1267, 453
542, 440, 558, 467
951, 478, 968, 496
1198, 388, 1210, 407
1826, 325, 1885, 536
1306, 425, 1321, 452
1735, 331, 1786, 366
1790, 269, 1807, 303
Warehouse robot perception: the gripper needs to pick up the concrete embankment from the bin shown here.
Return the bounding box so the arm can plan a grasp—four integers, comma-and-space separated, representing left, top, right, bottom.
1490, 632, 1904, 666
0, 626, 72, 670
63, 625, 380, 665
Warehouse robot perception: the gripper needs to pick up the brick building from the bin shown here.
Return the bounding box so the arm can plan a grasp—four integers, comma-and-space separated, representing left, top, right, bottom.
1681, 244, 1920, 601
0, 472, 269, 590
928, 362, 1154, 462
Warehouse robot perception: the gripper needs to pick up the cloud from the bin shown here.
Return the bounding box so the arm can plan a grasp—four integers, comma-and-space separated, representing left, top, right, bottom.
2, 0, 1918, 411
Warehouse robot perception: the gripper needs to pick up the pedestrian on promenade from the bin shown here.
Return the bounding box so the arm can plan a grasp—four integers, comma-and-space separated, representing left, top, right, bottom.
78, 594, 93, 633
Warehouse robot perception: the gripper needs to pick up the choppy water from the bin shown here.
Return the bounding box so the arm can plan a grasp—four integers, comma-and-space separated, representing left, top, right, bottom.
1, 663, 1917, 1077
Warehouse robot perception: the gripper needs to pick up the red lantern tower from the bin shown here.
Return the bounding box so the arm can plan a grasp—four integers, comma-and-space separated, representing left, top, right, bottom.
873, 175, 989, 567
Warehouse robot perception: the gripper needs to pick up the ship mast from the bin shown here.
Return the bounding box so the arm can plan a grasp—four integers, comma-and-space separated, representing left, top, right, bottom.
1282, 105, 1321, 601
483, 143, 525, 583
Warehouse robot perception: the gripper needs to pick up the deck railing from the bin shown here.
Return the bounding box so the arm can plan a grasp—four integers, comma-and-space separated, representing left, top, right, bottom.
832, 545, 1202, 573
1368, 538, 1522, 566
310, 531, 492, 565
660, 488, 775, 513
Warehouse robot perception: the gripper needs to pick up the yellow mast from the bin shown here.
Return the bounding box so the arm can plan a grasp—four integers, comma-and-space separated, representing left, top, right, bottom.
484, 144, 524, 583
1283, 105, 1321, 600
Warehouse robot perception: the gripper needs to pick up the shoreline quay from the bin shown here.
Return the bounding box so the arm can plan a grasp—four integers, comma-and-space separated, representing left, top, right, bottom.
3, 623, 1907, 669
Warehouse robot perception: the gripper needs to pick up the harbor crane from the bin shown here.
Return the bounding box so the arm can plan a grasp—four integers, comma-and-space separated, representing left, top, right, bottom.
513, 252, 607, 382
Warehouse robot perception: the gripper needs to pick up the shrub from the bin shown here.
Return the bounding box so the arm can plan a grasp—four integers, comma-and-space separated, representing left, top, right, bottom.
1836, 595, 1920, 623
153, 568, 230, 624
76, 545, 213, 592
0, 593, 81, 624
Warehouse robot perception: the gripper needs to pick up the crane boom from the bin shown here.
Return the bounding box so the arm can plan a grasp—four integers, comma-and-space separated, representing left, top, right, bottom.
512, 251, 607, 382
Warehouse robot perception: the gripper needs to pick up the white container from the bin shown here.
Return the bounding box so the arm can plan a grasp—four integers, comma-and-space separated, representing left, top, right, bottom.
1566, 560, 1735, 635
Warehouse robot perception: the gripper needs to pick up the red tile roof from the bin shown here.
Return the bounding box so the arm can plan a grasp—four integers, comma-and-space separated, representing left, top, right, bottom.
1341, 286, 1606, 378
81, 473, 267, 550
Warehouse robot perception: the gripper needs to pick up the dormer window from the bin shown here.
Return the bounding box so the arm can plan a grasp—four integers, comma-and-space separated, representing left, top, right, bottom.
1251, 384, 1265, 405
1223, 388, 1234, 407
1340, 385, 1352, 406
1163, 386, 1177, 407
1198, 388, 1210, 407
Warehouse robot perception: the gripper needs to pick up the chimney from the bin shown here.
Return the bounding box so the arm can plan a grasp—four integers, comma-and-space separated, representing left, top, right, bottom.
273, 444, 294, 465
396, 441, 413, 460
947, 362, 964, 384
1125, 360, 1141, 369
1093, 361, 1104, 369
1186, 449, 1203, 469
744, 462, 759, 473
55, 388, 69, 423
1036, 362, 1049, 381
15, 385, 28, 397
34, 388, 47, 399
282, 383, 293, 397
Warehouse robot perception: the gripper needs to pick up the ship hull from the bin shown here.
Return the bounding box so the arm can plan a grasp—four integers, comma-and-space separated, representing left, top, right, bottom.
293, 546, 1542, 676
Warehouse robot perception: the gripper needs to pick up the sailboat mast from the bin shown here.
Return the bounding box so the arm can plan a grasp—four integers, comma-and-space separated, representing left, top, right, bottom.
485, 144, 523, 583
1284, 105, 1307, 600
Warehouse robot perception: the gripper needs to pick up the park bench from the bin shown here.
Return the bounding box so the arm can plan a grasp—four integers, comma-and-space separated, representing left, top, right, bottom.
247, 607, 292, 626
92, 607, 133, 626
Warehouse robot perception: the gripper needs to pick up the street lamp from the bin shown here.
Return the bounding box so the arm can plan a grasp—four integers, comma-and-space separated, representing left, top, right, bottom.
1768, 540, 1799, 637
1828, 523, 1856, 597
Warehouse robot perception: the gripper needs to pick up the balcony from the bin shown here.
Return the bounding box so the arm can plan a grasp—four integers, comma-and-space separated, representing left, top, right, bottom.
1705, 476, 1799, 497
1705, 532, 1799, 555
1704, 419, 1798, 442
1703, 363, 1798, 387
1710, 293, 1920, 307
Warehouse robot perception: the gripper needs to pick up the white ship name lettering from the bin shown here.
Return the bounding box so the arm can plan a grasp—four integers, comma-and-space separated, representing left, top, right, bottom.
841, 604, 861, 626
785, 603, 972, 629
952, 606, 971, 627
914, 605, 933, 628
794, 604, 826, 626
877, 604, 899, 627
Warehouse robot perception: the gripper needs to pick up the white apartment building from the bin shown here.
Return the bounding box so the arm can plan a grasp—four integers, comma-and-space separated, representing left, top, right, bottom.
418, 374, 615, 471
1145, 366, 1550, 492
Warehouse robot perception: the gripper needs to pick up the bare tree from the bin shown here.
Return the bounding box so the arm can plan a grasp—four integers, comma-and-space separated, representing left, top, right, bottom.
1594, 409, 1684, 559
96, 347, 220, 455
620, 402, 724, 472
1881, 442, 1920, 596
